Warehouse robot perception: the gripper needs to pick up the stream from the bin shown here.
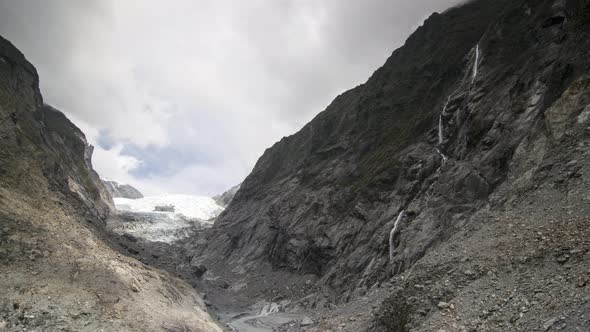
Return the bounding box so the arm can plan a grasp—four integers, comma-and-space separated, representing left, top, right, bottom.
224, 312, 308, 332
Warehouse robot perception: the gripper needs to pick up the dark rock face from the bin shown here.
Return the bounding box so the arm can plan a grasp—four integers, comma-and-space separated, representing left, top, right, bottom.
0, 36, 113, 221
213, 183, 241, 207
103, 180, 144, 199
190, 0, 590, 298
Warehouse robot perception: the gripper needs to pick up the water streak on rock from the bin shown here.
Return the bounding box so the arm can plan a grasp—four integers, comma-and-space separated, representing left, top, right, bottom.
389, 210, 406, 260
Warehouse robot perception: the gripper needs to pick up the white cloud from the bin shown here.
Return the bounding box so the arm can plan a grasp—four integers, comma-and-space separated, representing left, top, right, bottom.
93, 144, 142, 183
0, 0, 464, 195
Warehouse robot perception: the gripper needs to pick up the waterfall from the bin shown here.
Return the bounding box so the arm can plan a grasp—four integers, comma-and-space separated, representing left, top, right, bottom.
438, 96, 451, 145
439, 44, 479, 147
435, 148, 448, 164
472, 44, 480, 83
438, 114, 444, 145
389, 210, 405, 261
435, 148, 448, 174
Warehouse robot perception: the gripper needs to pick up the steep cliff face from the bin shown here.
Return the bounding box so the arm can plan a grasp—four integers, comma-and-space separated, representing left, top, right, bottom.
40, 104, 115, 217
192, 0, 590, 301
0, 38, 113, 220
103, 180, 144, 199
0, 36, 221, 331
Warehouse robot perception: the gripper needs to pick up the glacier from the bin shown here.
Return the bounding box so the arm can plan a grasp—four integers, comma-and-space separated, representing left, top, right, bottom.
110, 194, 225, 243
114, 194, 224, 220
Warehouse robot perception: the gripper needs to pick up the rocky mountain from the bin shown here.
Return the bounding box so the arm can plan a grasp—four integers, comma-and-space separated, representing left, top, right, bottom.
103, 180, 144, 199
213, 183, 241, 207
0, 36, 221, 331
2, 0, 590, 331
183, 0, 590, 330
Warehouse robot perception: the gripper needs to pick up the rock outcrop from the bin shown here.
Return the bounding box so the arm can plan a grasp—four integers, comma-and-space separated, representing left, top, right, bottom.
103, 180, 144, 199
213, 183, 241, 207
0, 36, 221, 331
185, 1, 590, 330
0, 41, 113, 221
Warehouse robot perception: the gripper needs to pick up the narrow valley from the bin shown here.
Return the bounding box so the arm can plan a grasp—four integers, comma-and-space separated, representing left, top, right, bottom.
1, 1, 590, 331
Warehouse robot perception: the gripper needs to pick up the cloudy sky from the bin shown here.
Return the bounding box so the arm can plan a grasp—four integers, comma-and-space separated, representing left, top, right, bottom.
0, 0, 463, 196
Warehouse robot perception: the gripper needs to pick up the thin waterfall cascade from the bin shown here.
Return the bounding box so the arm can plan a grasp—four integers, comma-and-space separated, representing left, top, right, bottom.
438, 114, 444, 145
435, 148, 448, 174
435, 148, 448, 164
435, 45, 480, 179
472, 44, 480, 83
389, 210, 406, 261
439, 44, 479, 146
438, 96, 452, 145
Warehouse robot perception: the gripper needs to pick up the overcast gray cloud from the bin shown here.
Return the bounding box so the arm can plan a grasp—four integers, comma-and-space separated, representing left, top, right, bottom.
0, 0, 464, 196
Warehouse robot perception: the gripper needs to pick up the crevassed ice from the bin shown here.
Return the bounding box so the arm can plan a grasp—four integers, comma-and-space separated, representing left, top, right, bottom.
114, 194, 224, 220
113, 214, 192, 243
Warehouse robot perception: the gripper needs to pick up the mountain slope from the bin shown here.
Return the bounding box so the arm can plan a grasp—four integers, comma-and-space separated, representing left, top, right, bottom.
103, 180, 144, 199
195, 0, 514, 281
0, 36, 221, 331
187, 0, 590, 329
